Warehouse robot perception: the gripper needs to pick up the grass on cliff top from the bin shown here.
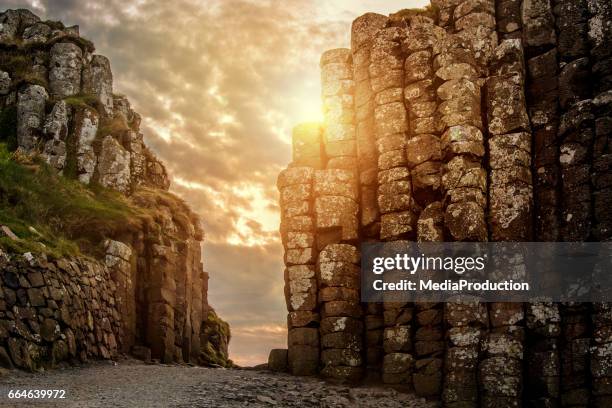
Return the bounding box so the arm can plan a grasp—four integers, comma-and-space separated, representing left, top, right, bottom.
0, 143, 142, 258
390, 5, 438, 22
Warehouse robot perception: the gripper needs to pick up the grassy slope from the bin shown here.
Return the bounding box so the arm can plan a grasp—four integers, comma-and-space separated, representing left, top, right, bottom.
0, 143, 141, 258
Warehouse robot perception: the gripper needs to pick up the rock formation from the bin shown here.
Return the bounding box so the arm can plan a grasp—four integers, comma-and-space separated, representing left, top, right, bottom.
0, 9, 230, 370
278, 1, 612, 406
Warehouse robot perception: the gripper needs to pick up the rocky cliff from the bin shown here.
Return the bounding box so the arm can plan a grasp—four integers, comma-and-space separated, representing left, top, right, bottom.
278, 0, 611, 407
0, 9, 230, 370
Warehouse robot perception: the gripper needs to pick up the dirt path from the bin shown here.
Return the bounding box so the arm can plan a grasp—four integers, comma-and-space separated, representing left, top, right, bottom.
0, 360, 438, 407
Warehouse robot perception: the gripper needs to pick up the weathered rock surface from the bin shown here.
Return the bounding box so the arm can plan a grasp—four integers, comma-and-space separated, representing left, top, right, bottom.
0, 9, 170, 193
277, 1, 612, 406
0, 9, 229, 372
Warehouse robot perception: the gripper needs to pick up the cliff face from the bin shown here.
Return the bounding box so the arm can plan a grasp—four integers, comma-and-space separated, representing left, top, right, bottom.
278, 0, 611, 406
0, 9, 230, 369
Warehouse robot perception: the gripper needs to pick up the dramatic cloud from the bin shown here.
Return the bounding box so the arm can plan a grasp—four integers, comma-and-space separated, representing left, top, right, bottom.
2, 0, 428, 365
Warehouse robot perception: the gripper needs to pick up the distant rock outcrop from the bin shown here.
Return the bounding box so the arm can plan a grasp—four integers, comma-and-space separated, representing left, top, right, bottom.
0, 9, 230, 370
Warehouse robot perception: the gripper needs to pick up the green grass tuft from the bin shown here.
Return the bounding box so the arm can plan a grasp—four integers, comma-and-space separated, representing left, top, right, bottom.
63, 93, 100, 109
0, 143, 143, 258
97, 114, 130, 139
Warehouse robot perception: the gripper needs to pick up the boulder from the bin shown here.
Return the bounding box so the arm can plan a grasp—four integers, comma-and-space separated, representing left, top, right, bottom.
17, 84, 48, 151
82, 55, 114, 116
49, 42, 83, 98
97, 135, 131, 193
268, 349, 288, 372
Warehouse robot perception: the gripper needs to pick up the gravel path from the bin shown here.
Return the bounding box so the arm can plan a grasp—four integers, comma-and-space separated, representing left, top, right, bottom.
0, 360, 438, 407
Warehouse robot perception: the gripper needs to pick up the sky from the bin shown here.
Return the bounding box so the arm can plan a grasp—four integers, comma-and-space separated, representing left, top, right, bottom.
1, 0, 429, 365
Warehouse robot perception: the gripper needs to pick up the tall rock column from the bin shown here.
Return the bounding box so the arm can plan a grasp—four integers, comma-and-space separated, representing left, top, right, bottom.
315, 49, 363, 382
104, 240, 135, 353
525, 302, 562, 406
402, 15, 446, 398
368, 24, 416, 387
555, 2, 593, 243
554, 1, 596, 406
352, 14, 387, 240
278, 159, 319, 376
372, 26, 414, 242
486, 39, 532, 242
351, 13, 388, 379
521, 2, 564, 404
480, 38, 532, 408
588, 0, 612, 242
435, 42, 488, 243
589, 2, 612, 398
434, 2, 494, 406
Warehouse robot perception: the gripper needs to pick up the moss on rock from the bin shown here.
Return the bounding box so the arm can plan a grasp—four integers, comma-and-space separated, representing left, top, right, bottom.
199, 309, 232, 367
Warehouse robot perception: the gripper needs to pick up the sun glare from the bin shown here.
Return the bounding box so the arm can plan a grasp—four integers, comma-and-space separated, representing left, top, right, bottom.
294, 94, 324, 124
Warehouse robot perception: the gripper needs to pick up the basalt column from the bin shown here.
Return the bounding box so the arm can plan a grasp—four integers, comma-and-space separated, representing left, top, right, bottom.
317, 49, 363, 382
432, 1, 493, 407
483, 38, 532, 408
521, 1, 564, 405
351, 13, 388, 379
554, 0, 596, 406
368, 24, 416, 387
588, 2, 612, 408
402, 16, 446, 398
588, 0, 612, 243
279, 124, 322, 376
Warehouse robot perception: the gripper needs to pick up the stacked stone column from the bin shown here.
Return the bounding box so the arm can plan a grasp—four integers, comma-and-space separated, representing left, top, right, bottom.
317, 244, 363, 382
371, 26, 415, 242
588, 0, 612, 242
367, 24, 416, 387
434, 2, 495, 407
553, 1, 596, 406
352, 14, 388, 240
588, 4, 612, 403
351, 14, 389, 379
104, 240, 134, 353
278, 163, 319, 376
315, 49, 363, 382
402, 16, 446, 398
443, 302, 488, 407
434, 34, 488, 243
520, 2, 564, 404
479, 37, 532, 408
525, 302, 562, 406
554, 0, 594, 243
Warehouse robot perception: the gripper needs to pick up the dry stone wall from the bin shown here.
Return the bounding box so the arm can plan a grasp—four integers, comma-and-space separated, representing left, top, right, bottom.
278, 1, 612, 406
0, 9, 230, 370
0, 251, 121, 370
